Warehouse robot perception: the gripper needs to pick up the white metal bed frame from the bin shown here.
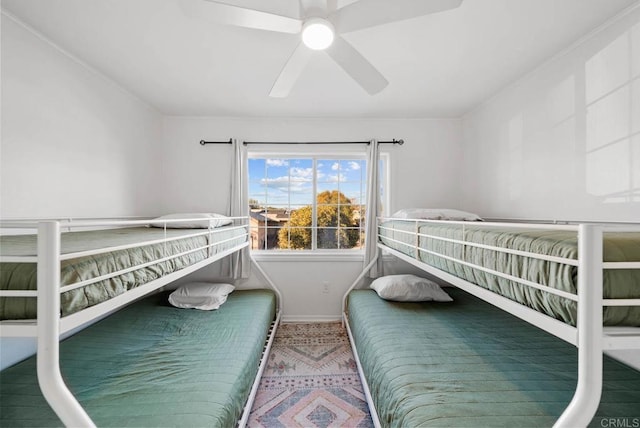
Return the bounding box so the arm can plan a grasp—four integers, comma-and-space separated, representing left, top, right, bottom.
0, 216, 283, 428
342, 217, 640, 428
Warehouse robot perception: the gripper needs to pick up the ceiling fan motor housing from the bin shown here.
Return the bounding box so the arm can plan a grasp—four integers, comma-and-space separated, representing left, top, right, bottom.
301, 18, 335, 50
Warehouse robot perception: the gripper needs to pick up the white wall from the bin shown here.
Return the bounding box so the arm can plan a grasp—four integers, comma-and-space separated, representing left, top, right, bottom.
160, 116, 463, 214
0, 13, 163, 369
1, 13, 163, 219
161, 116, 463, 320
461, 6, 640, 222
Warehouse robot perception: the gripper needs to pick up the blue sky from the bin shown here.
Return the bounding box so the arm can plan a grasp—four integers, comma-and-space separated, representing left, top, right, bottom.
248, 158, 366, 206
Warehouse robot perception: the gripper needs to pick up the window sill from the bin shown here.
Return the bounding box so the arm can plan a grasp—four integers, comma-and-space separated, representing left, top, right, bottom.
250, 250, 365, 262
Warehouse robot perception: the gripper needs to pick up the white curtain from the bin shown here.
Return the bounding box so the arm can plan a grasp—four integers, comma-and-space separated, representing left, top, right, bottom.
364, 139, 383, 278
228, 138, 250, 279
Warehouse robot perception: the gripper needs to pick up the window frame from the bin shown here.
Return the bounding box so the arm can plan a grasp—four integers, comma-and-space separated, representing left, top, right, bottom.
247, 149, 389, 257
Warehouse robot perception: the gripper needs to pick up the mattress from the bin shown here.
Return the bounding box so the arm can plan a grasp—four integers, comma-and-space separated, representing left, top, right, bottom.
379, 220, 640, 326
0, 288, 276, 427
347, 288, 640, 428
0, 226, 247, 320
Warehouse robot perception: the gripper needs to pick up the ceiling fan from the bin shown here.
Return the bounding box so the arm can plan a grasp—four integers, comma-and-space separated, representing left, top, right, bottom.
181, 0, 464, 97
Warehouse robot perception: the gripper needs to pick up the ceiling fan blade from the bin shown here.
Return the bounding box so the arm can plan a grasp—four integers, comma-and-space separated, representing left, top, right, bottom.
181, 0, 302, 34
330, 0, 463, 33
326, 0, 339, 14
299, 0, 336, 17
270, 43, 313, 98
326, 36, 388, 95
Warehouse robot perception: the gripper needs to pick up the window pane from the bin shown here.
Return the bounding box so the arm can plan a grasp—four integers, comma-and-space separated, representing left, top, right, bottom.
317, 205, 339, 227
317, 160, 342, 183
278, 227, 312, 250
317, 227, 361, 249
317, 227, 338, 249
249, 195, 265, 209
357, 228, 366, 249
316, 183, 342, 197
249, 226, 267, 250
290, 182, 313, 205
262, 227, 281, 250
344, 228, 364, 249
340, 160, 364, 182
248, 159, 266, 182
340, 182, 365, 205
289, 159, 313, 182
357, 205, 366, 227
264, 158, 289, 205
288, 204, 311, 222
317, 188, 353, 203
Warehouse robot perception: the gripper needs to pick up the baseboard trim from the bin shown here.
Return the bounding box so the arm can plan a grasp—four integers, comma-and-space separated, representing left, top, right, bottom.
282, 315, 342, 323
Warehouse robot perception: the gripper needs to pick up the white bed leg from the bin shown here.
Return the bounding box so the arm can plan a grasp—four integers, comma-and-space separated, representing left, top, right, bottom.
554, 224, 603, 428
37, 222, 96, 428
250, 256, 283, 314
341, 254, 380, 326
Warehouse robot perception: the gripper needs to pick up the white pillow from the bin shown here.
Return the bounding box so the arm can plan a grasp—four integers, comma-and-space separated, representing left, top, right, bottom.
209, 213, 233, 228
390, 208, 482, 221
168, 282, 235, 310
150, 213, 232, 229
370, 274, 453, 302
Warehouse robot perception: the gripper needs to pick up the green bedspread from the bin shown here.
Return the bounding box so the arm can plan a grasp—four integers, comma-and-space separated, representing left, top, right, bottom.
0, 289, 276, 427
379, 221, 640, 326
0, 226, 247, 320
347, 288, 640, 427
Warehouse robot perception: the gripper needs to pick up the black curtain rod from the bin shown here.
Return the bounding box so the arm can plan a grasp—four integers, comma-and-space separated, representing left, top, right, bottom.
199, 139, 233, 145
242, 139, 404, 146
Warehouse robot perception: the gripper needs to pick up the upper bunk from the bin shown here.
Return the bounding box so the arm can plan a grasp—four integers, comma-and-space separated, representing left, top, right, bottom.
375, 213, 640, 349
0, 214, 252, 336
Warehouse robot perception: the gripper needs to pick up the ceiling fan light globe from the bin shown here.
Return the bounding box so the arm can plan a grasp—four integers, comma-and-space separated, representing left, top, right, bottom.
301, 19, 335, 50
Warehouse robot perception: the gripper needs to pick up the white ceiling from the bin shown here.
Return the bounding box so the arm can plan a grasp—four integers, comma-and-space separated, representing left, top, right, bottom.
2, 0, 638, 118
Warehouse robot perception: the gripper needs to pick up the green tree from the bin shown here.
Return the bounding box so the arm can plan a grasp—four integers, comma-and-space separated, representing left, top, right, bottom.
278, 190, 360, 249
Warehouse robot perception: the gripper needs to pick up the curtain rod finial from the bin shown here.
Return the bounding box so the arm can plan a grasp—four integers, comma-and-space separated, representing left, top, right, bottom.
199, 140, 205, 145
395, 139, 404, 145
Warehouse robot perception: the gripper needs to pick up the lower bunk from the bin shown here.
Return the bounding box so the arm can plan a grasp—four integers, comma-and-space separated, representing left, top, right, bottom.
0, 288, 277, 427
345, 288, 640, 428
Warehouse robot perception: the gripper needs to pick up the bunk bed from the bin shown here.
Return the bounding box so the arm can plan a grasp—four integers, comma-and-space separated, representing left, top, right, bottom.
343, 216, 640, 428
0, 216, 283, 427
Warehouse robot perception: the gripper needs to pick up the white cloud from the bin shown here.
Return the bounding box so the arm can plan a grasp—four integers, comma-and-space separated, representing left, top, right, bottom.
261, 176, 289, 185
290, 167, 313, 181
266, 159, 289, 167
348, 161, 361, 170
260, 176, 312, 195
327, 173, 347, 183
331, 162, 340, 171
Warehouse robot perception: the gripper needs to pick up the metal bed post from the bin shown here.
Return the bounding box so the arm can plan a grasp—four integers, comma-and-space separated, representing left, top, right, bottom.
250, 255, 283, 314
37, 221, 95, 427
554, 224, 603, 428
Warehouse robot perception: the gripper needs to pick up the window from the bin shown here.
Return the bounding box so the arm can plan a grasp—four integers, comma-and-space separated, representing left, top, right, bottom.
248, 154, 386, 251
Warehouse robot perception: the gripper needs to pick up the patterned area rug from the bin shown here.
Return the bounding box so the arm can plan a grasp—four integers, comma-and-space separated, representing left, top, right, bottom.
248, 322, 373, 428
